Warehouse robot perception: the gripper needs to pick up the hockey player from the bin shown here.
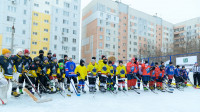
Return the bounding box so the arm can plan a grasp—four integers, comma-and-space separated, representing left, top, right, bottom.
181, 66, 189, 87
149, 65, 156, 90
89, 57, 98, 66
64, 55, 68, 63
40, 57, 51, 93
157, 65, 165, 90
11, 49, 23, 97
87, 59, 98, 92
18, 49, 32, 94
57, 59, 65, 89
107, 61, 114, 91
26, 57, 40, 94
174, 65, 181, 88
141, 60, 150, 91
65, 58, 77, 93
0, 49, 12, 104
75, 59, 87, 93
155, 62, 161, 89
49, 57, 60, 93
112, 61, 117, 88
166, 62, 175, 87
98, 58, 109, 92
35, 50, 44, 90
116, 60, 127, 91
138, 60, 143, 89
47, 50, 52, 63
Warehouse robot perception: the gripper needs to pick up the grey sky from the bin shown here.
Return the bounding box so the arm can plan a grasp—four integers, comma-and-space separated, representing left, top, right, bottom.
81, 0, 200, 24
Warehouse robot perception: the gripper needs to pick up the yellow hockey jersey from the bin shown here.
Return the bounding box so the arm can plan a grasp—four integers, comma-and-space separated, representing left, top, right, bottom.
107, 65, 114, 76
116, 65, 127, 78
98, 63, 109, 76
87, 64, 98, 76
75, 65, 87, 80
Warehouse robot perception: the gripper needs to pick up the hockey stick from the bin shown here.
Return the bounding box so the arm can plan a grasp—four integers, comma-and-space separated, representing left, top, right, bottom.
0, 97, 5, 105
70, 79, 80, 96
133, 74, 158, 94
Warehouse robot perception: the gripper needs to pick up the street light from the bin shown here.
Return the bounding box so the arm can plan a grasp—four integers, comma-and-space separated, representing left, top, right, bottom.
11, 22, 15, 54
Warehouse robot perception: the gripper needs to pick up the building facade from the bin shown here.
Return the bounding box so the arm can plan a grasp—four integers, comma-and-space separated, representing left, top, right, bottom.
82, 0, 174, 63
0, 0, 81, 62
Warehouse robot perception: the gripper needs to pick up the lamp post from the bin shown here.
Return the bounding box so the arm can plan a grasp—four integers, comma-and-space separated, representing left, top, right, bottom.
11, 22, 15, 54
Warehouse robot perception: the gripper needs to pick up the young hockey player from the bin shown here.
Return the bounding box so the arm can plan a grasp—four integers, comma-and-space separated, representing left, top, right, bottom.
47, 50, 52, 63
65, 58, 77, 93
141, 60, 150, 91
75, 59, 87, 93
166, 62, 175, 87
18, 49, 32, 94
155, 62, 161, 89
157, 65, 165, 90
57, 59, 65, 89
11, 49, 23, 97
107, 61, 114, 91
26, 57, 40, 94
181, 66, 189, 87
64, 55, 68, 63
174, 65, 181, 88
0, 49, 12, 104
40, 57, 50, 93
87, 59, 98, 92
98, 58, 109, 92
116, 60, 127, 91
149, 64, 156, 90
138, 60, 143, 89
49, 57, 60, 93
112, 61, 117, 88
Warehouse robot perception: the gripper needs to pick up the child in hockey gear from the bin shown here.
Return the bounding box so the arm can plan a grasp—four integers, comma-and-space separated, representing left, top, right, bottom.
47, 51, 52, 63
142, 61, 150, 91
10, 49, 23, 97
155, 62, 161, 89
174, 65, 181, 88
57, 59, 65, 89
98, 59, 109, 92
40, 57, 51, 93
166, 62, 175, 87
75, 59, 87, 93
112, 62, 117, 89
107, 61, 114, 91
64, 55, 68, 63
65, 58, 77, 93
181, 66, 189, 87
18, 49, 32, 94
0, 49, 12, 104
116, 60, 127, 91
149, 65, 156, 90
138, 61, 143, 89
157, 65, 165, 90
26, 57, 40, 94
49, 57, 60, 93
87, 59, 98, 92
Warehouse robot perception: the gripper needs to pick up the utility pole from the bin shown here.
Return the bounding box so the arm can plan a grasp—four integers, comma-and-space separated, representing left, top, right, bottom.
11, 22, 15, 54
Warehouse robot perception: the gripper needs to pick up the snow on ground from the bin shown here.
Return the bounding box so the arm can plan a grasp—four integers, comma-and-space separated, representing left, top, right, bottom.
1, 72, 200, 112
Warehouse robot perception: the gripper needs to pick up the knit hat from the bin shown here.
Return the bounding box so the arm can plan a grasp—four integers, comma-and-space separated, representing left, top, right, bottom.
16, 48, 23, 54
108, 61, 112, 64
24, 49, 30, 54
119, 60, 123, 64
101, 55, 106, 59
47, 50, 52, 55
64, 55, 68, 58
2, 48, 11, 55
53, 53, 56, 57
39, 50, 44, 54
92, 57, 96, 60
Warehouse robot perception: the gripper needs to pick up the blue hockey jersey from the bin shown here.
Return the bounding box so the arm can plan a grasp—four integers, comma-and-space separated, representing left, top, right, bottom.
65, 61, 77, 77
112, 64, 117, 74
174, 68, 180, 77
166, 65, 175, 75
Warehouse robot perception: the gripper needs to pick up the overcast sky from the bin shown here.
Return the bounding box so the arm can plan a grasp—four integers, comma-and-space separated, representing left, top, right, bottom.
81, 0, 200, 24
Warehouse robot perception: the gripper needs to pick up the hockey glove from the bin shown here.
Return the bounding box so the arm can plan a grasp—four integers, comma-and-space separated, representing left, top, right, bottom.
77, 72, 80, 76
118, 75, 121, 79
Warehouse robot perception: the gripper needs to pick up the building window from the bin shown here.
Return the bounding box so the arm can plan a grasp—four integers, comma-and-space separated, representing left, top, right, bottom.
106, 36, 110, 41
99, 35, 103, 39
113, 45, 115, 49
32, 51, 36, 54
45, 10, 49, 14
34, 3, 39, 7
72, 55, 76, 59
54, 36, 57, 40
44, 19, 49, 23
62, 37, 68, 42
63, 19, 69, 24
44, 29, 48, 32
33, 32, 37, 35
100, 27, 103, 32
56, 0, 59, 4
44, 38, 48, 41
123, 43, 126, 46
33, 22, 38, 26
45, 1, 50, 5
64, 2, 70, 8
73, 30, 77, 35
22, 30, 26, 34
72, 47, 76, 51
73, 22, 77, 26
134, 42, 137, 45
34, 13, 38, 16
73, 38, 76, 43
106, 44, 110, 48
74, 5, 78, 10
24, 0, 27, 5
43, 47, 48, 50
54, 45, 57, 50
24, 10, 27, 15
63, 11, 69, 16
21, 40, 25, 45
23, 20, 26, 24
32, 42, 37, 45
62, 28, 69, 33
99, 42, 102, 47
